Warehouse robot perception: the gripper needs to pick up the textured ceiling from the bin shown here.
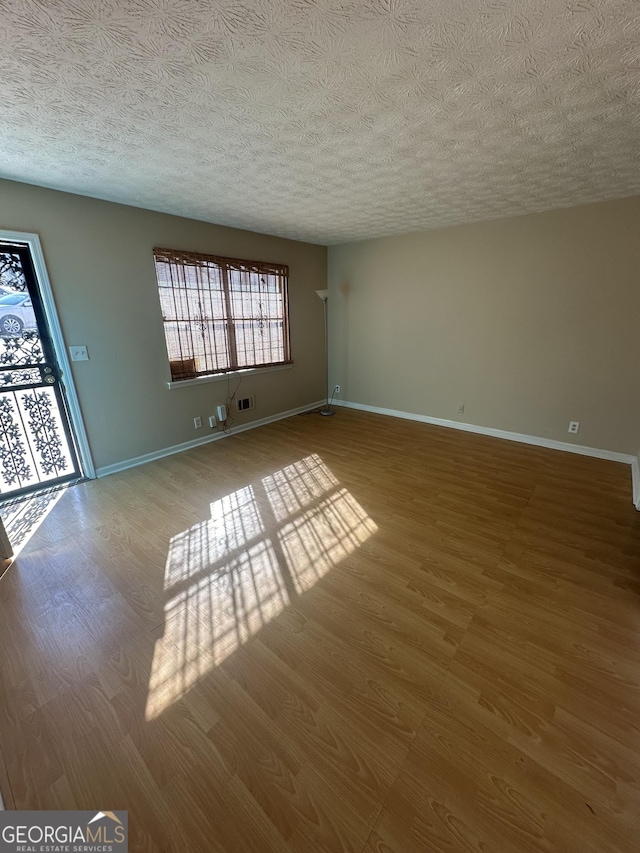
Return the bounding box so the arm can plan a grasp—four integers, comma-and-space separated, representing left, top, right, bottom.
1, 0, 639, 244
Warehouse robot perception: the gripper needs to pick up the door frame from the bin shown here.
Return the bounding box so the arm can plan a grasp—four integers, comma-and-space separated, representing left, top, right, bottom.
0, 229, 95, 481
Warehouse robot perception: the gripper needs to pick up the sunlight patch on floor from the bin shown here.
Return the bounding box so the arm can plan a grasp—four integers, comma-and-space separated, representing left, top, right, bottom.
146, 454, 377, 720
1, 486, 66, 557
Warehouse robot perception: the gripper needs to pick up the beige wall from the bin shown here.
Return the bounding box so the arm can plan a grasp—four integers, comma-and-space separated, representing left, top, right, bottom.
328, 196, 640, 455
0, 179, 327, 471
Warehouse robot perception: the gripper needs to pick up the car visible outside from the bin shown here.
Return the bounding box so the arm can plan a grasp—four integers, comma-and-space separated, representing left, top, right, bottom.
0, 292, 37, 335
0, 285, 21, 298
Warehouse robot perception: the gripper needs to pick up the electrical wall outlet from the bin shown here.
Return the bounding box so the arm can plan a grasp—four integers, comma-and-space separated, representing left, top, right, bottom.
568, 421, 580, 434
457, 402, 465, 414
208, 415, 216, 428
217, 404, 227, 422
334, 385, 341, 394
193, 416, 202, 429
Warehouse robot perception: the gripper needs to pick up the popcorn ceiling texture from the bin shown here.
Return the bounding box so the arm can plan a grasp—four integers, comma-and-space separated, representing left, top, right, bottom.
0, 0, 639, 244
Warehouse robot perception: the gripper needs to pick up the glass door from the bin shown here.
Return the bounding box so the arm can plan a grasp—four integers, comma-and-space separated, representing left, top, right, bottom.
0, 243, 81, 498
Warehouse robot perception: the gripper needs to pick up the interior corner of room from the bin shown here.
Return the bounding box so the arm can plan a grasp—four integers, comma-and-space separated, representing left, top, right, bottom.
326, 196, 640, 501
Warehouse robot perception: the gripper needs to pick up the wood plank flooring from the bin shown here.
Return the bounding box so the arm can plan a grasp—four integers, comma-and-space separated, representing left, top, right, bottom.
1, 407, 639, 852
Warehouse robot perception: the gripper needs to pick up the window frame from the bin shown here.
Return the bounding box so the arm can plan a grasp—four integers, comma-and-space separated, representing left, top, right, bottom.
153, 247, 292, 383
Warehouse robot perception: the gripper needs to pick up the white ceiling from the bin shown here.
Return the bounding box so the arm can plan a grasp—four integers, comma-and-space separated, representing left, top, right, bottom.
1, 0, 639, 245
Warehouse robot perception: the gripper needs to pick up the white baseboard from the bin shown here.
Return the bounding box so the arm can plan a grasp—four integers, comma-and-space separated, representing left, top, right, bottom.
338, 400, 638, 505
95, 396, 639, 510
96, 400, 324, 478
632, 455, 640, 510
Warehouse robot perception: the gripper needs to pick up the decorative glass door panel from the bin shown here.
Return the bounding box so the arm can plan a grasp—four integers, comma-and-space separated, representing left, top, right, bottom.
0, 244, 80, 497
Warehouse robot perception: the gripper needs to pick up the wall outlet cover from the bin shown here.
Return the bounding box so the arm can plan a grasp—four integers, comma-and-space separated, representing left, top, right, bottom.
69, 345, 89, 361
237, 396, 255, 412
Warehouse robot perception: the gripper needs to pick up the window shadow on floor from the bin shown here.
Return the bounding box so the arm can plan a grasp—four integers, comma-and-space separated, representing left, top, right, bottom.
146, 453, 378, 720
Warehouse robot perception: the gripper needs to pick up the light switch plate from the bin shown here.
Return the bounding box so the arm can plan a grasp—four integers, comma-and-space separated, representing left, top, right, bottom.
69, 345, 89, 361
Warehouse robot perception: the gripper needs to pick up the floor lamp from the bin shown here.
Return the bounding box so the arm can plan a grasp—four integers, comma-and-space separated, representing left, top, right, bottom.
315, 289, 334, 416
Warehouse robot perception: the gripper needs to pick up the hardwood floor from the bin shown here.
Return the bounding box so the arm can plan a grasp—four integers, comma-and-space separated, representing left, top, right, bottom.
1, 407, 639, 852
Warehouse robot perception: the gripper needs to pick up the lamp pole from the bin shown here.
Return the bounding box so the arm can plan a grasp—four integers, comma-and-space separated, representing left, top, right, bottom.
315, 290, 334, 416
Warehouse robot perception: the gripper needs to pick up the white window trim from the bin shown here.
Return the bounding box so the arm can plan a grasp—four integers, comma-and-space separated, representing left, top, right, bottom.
0, 230, 96, 479
166, 362, 293, 389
